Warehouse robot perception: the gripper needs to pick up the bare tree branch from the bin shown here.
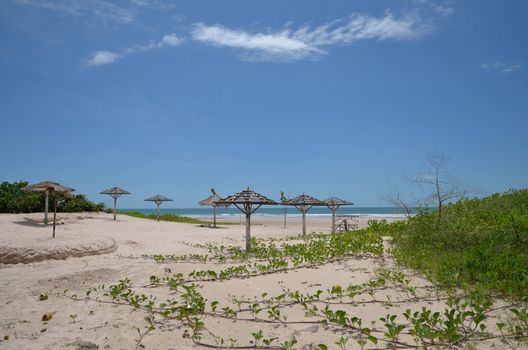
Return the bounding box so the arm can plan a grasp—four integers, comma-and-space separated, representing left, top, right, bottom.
413, 153, 471, 221
380, 180, 415, 219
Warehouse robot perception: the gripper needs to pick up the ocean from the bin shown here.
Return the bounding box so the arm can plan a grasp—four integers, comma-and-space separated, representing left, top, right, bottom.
120, 207, 410, 219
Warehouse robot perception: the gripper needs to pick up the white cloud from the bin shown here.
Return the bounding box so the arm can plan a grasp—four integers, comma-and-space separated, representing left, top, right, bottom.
16, 0, 136, 24
192, 11, 433, 62
86, 50, 121, 67
161, 34, 181, 47
85, 33, 181, 68
480, 61, 523, 74
192, 23, 321, 61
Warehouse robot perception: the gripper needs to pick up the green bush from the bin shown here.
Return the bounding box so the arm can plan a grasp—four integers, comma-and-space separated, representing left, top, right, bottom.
0, 181, 44, 213
0, 181, 106, 213
390, 189, 528, 299
59, 194, 106, 212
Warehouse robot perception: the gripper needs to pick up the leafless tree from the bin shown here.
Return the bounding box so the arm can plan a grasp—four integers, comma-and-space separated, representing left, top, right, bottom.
382, 153, 475, 222
414, 153, 472, 221
380, 180, 415, 219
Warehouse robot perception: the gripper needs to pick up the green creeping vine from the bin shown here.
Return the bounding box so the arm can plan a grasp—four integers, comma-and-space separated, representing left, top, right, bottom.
146, 229, 384, 265
65, 231, 527, 349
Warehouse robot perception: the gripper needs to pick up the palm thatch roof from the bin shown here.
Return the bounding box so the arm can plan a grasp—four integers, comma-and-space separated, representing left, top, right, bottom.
100, 187, 131, 196
198, 189, 230, 208
21, 181, 74, 193
144, 194, 173, 202
217, 187, 277, 251
324, 196, 353, 207
281, 194, 326, 206
21, 181, 74, 237
216, 187, 278, 206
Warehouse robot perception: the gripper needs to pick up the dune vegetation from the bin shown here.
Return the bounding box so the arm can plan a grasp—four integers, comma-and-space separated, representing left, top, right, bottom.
123, 211, 212, 225
63, 191, 528, 349
389, 189, 528, 299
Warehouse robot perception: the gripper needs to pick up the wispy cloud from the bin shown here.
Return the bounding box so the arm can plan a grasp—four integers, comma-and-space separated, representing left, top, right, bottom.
191, 11, 434, 62
480, 61, 523, 74
16, 0, 137, 23
412, 0, 455, 17
85, 33, 181, 67
192, 23, 321, 61
432, 5, 455, 16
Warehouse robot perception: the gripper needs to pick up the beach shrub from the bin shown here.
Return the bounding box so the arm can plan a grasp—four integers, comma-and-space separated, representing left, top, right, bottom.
0, 181, 44, 213
0, 181, 106, 213
124, 211, 209, 225
59, 194, 106, 212
390, 189, 528, 298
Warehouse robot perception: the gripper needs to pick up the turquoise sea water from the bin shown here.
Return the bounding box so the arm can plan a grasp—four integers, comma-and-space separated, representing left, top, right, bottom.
121, 207, 410, 218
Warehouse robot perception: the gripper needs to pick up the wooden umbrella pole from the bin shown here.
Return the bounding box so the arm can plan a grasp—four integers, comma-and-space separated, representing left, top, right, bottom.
246, 211, 251, 252
213, 206, 217, 228
245, 209, 251, 252
52, 193, 57, 238
302, 206, 307, 236
44, 189, 49, 225
331, 205, 336, 234
156, 202, 160, 221
113, 196, 117, 220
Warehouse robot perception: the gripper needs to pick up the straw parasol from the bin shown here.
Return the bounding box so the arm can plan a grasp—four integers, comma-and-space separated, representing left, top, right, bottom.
324, 197, 354, 234
144, 194, 173, 221
198, 188, 229, 228
216, 188, 278, 251
281, 194, 326, 236
21, 181, 75, 238
100, 187, 131, 221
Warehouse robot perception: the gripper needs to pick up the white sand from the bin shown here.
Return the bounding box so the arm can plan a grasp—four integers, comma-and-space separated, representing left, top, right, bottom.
0, 212, 522, 349
0, 213, 116, 264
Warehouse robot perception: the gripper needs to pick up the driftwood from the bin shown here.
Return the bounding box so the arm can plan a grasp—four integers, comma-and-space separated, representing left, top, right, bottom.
335, 215, 359, 232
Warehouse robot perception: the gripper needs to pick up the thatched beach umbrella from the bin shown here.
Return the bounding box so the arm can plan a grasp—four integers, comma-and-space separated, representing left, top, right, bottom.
21, 181, 75, 238
144, 194, 173, 221
282, 194, 326, 236
198, 188, 229, 228
324, 197, 354, 234
216, 188, 278, 251
100, 187, 131, 220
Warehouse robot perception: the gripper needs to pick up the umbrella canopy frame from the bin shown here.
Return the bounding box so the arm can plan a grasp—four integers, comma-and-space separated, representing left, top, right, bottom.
21, 181, 75, 238
198, 188, 229, 228
324, 197, 354, 234
144, 194, 173, 221
216, 188, 278, 251
281, 194, 326, 236
100, 187, 131, 220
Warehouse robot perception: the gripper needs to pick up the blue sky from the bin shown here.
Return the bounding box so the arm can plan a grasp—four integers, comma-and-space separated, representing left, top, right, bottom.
0, 0, 527, 208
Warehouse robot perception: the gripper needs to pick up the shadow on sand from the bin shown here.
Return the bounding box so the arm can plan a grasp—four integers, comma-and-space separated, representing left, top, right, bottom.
13, 218, 63, 228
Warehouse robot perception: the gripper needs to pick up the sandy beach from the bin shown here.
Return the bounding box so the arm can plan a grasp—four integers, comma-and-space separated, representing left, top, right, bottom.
0, 212, 522, 349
